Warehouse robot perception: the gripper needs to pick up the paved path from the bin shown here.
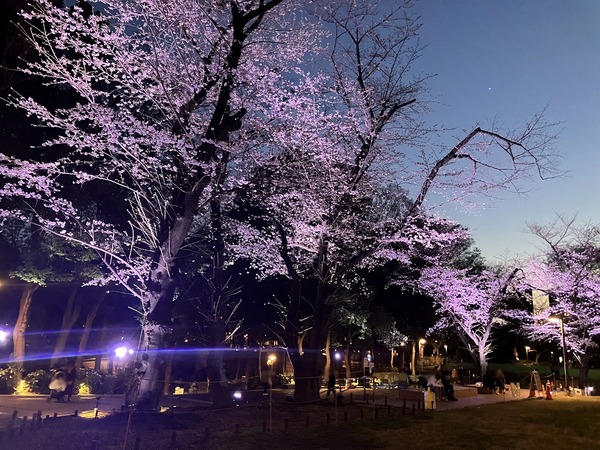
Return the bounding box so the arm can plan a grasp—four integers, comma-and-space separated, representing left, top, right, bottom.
328, 387, 543, 411
0, 395, 124, 425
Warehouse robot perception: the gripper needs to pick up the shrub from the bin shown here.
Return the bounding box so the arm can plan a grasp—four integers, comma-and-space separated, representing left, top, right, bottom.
77, 369, 103, 394
25, 369, 52, 394
0, 367, 15, 394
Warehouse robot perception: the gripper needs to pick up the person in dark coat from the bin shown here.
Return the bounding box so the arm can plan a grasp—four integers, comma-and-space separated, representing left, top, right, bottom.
64, 360, 77, 401
326, 373, 336, 397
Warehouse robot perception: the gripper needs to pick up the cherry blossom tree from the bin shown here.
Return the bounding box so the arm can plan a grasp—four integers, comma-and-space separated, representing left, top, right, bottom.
1, 0, 324, 409
419, 266, 520, 378
517, 217, 600, 387
0, 0, 559, 406
230, 0, 558, 400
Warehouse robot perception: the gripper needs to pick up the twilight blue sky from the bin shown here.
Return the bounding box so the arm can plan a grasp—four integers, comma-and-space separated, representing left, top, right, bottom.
411, 0, 600, 261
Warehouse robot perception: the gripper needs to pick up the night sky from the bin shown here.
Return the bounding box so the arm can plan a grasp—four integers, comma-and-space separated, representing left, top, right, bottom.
413, 0, 600, 261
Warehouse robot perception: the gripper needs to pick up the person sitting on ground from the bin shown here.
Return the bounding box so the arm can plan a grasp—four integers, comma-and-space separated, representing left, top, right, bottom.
427, 373, 444, 401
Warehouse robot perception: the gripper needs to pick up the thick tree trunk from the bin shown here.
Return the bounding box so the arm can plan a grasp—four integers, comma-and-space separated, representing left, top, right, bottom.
12, 283, 38, 386
162, 352, 173, 396
76, 293, 105, 369
205, 321, 231, 407
51, 285, 81, 367
477, 346, 488, 380
94, 301, 114, 372
289, 349, 322, 402
136, 322, 169, 411
578, 355, 590, 388
390, 348, 394, 369
323, 330, 331, 381
344, 338, 352, 384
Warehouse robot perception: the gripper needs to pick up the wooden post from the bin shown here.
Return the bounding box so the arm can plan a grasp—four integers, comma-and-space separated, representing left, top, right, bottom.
53, 412, 58, 418
10, 410, 18, 426
19, 424, 25, 436
74, 410, 78, 417
402, 403, 406, 415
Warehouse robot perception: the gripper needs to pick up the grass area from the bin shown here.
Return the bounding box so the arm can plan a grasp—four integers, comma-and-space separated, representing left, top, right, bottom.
8, 396, 600, 449
447, 362, 600, 386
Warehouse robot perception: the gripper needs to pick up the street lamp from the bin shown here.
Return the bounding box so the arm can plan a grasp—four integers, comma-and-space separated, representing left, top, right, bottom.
115, 346, 128, 359
524, 345, 530, 361
548, 315, 569, 391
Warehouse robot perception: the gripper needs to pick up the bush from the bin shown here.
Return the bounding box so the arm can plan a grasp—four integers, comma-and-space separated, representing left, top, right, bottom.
77, 369, 103, 394
25, 369, 52, 394
0, 367, 15, 394
72, 369, 131, 395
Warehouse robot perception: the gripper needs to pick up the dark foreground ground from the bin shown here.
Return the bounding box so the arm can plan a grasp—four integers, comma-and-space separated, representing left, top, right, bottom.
6, 395, 600, 449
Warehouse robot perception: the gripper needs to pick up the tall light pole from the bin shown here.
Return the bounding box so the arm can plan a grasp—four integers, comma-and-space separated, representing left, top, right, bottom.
548, 315, 569, 391
418, 339, 426, 373
524, 345, 530, 361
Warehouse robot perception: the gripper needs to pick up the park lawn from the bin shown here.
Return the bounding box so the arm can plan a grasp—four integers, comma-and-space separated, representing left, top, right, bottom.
9, 396, 600, 449
448, 361, 600, 386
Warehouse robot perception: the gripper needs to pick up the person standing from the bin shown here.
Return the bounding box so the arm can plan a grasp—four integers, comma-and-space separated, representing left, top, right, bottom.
326, 373, 336, 398
64, 360, 77, 402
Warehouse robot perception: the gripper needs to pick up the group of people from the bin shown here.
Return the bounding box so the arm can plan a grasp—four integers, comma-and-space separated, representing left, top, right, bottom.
427, 366, 458, 401
47, 360, 77, 403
